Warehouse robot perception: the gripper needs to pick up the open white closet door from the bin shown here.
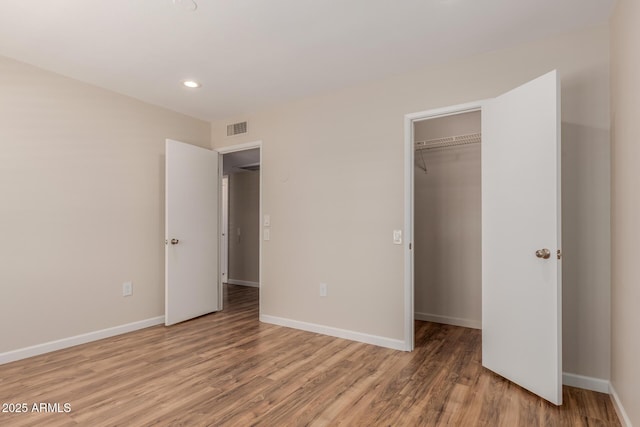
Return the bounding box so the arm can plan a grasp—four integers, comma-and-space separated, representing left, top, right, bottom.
165, 139, 220, 326
482, 70, 562, 405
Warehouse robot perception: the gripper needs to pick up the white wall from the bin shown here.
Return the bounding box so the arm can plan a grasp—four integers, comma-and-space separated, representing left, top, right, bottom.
228, 171, 260, 284
610, 1, 640, 425
0, 55, 211, 354
211, 25, 611, 380
414, 112, 481, 328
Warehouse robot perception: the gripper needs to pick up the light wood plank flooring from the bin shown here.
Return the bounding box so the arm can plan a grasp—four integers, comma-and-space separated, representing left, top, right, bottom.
0, 285, 620, 426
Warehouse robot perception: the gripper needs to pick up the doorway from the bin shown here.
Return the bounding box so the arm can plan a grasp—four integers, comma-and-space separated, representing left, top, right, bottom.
165, 139, 263, 321
402, 69, 562, 406
218, 144, 262, 308
403, 102, 485, 351
413, 110, 482, 331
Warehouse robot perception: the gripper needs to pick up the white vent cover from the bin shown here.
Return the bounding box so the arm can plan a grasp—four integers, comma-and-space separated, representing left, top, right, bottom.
227, 121, 248, 136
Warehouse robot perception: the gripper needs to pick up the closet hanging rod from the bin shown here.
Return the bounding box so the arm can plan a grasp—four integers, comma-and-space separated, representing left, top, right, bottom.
415, 132, 481, 151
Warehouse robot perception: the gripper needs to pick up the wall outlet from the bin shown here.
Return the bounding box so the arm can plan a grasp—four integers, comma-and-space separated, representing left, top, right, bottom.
122, 281, 133, 297
320, 283, 327, 297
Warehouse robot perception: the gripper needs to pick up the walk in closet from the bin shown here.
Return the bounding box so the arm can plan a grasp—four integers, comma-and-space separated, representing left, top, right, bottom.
414, 110, 482, 329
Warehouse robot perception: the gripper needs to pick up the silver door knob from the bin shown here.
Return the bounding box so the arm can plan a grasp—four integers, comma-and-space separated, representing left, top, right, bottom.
535, 248, 550, 259
170, 238, 179, 245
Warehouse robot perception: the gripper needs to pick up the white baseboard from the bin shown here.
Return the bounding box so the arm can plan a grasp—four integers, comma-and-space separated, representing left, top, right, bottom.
260, 314, 406, 351
562, 372, 610, 393
609, 383, 633, 427
414, 312, 482, 329
227, 279, 260, 288
0, 316, 165, 365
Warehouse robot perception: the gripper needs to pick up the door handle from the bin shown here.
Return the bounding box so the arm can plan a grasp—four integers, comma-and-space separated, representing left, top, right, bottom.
170, 238, 179, 245
535, 248, 550, 259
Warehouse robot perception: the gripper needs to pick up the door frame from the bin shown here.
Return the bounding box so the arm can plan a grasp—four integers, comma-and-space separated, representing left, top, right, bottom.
215, 141, 263, 312
220, 175, 229, 284
403, 100, 487, 351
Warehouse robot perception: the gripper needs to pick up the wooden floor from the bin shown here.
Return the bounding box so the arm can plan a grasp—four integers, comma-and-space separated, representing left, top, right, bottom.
0, 285, 620, 427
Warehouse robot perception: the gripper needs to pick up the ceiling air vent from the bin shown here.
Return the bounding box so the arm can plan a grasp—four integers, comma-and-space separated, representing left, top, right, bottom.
227, 121, 248, 136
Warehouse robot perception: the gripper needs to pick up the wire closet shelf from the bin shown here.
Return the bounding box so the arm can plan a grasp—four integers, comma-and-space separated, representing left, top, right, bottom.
414, 132, 481, 151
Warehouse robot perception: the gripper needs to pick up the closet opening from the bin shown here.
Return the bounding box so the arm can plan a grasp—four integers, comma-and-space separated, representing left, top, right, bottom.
413, 110, 482, 337
405, 73, 562, 403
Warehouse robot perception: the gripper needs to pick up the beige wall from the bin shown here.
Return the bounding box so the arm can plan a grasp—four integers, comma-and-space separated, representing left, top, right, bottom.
414, 112, 481, 327
0, 24, 611, 385
228, 171, 260, 284
0, 56, 211, 353
610, 0, 640, 424
211, 25, 611, 380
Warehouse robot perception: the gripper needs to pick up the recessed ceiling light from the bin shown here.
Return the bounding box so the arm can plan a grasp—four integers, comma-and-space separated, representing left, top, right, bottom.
182, 80, 201, 89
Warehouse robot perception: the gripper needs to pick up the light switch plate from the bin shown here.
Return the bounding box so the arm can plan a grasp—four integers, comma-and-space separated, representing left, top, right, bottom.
263, 229, 270, 241
393, 230, 402, 245
320, 283, 327, 297
264, 214, 270, 227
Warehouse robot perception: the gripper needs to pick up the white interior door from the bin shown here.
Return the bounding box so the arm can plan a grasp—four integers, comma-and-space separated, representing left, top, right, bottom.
165, 139, 220, 326
482, 70, 562, 404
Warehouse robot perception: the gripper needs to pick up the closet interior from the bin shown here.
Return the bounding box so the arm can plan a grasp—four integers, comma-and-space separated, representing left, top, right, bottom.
414, 110, 482, 330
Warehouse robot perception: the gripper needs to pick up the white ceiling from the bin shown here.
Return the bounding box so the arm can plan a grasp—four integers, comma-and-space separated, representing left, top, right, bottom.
0, 0, 615, 122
